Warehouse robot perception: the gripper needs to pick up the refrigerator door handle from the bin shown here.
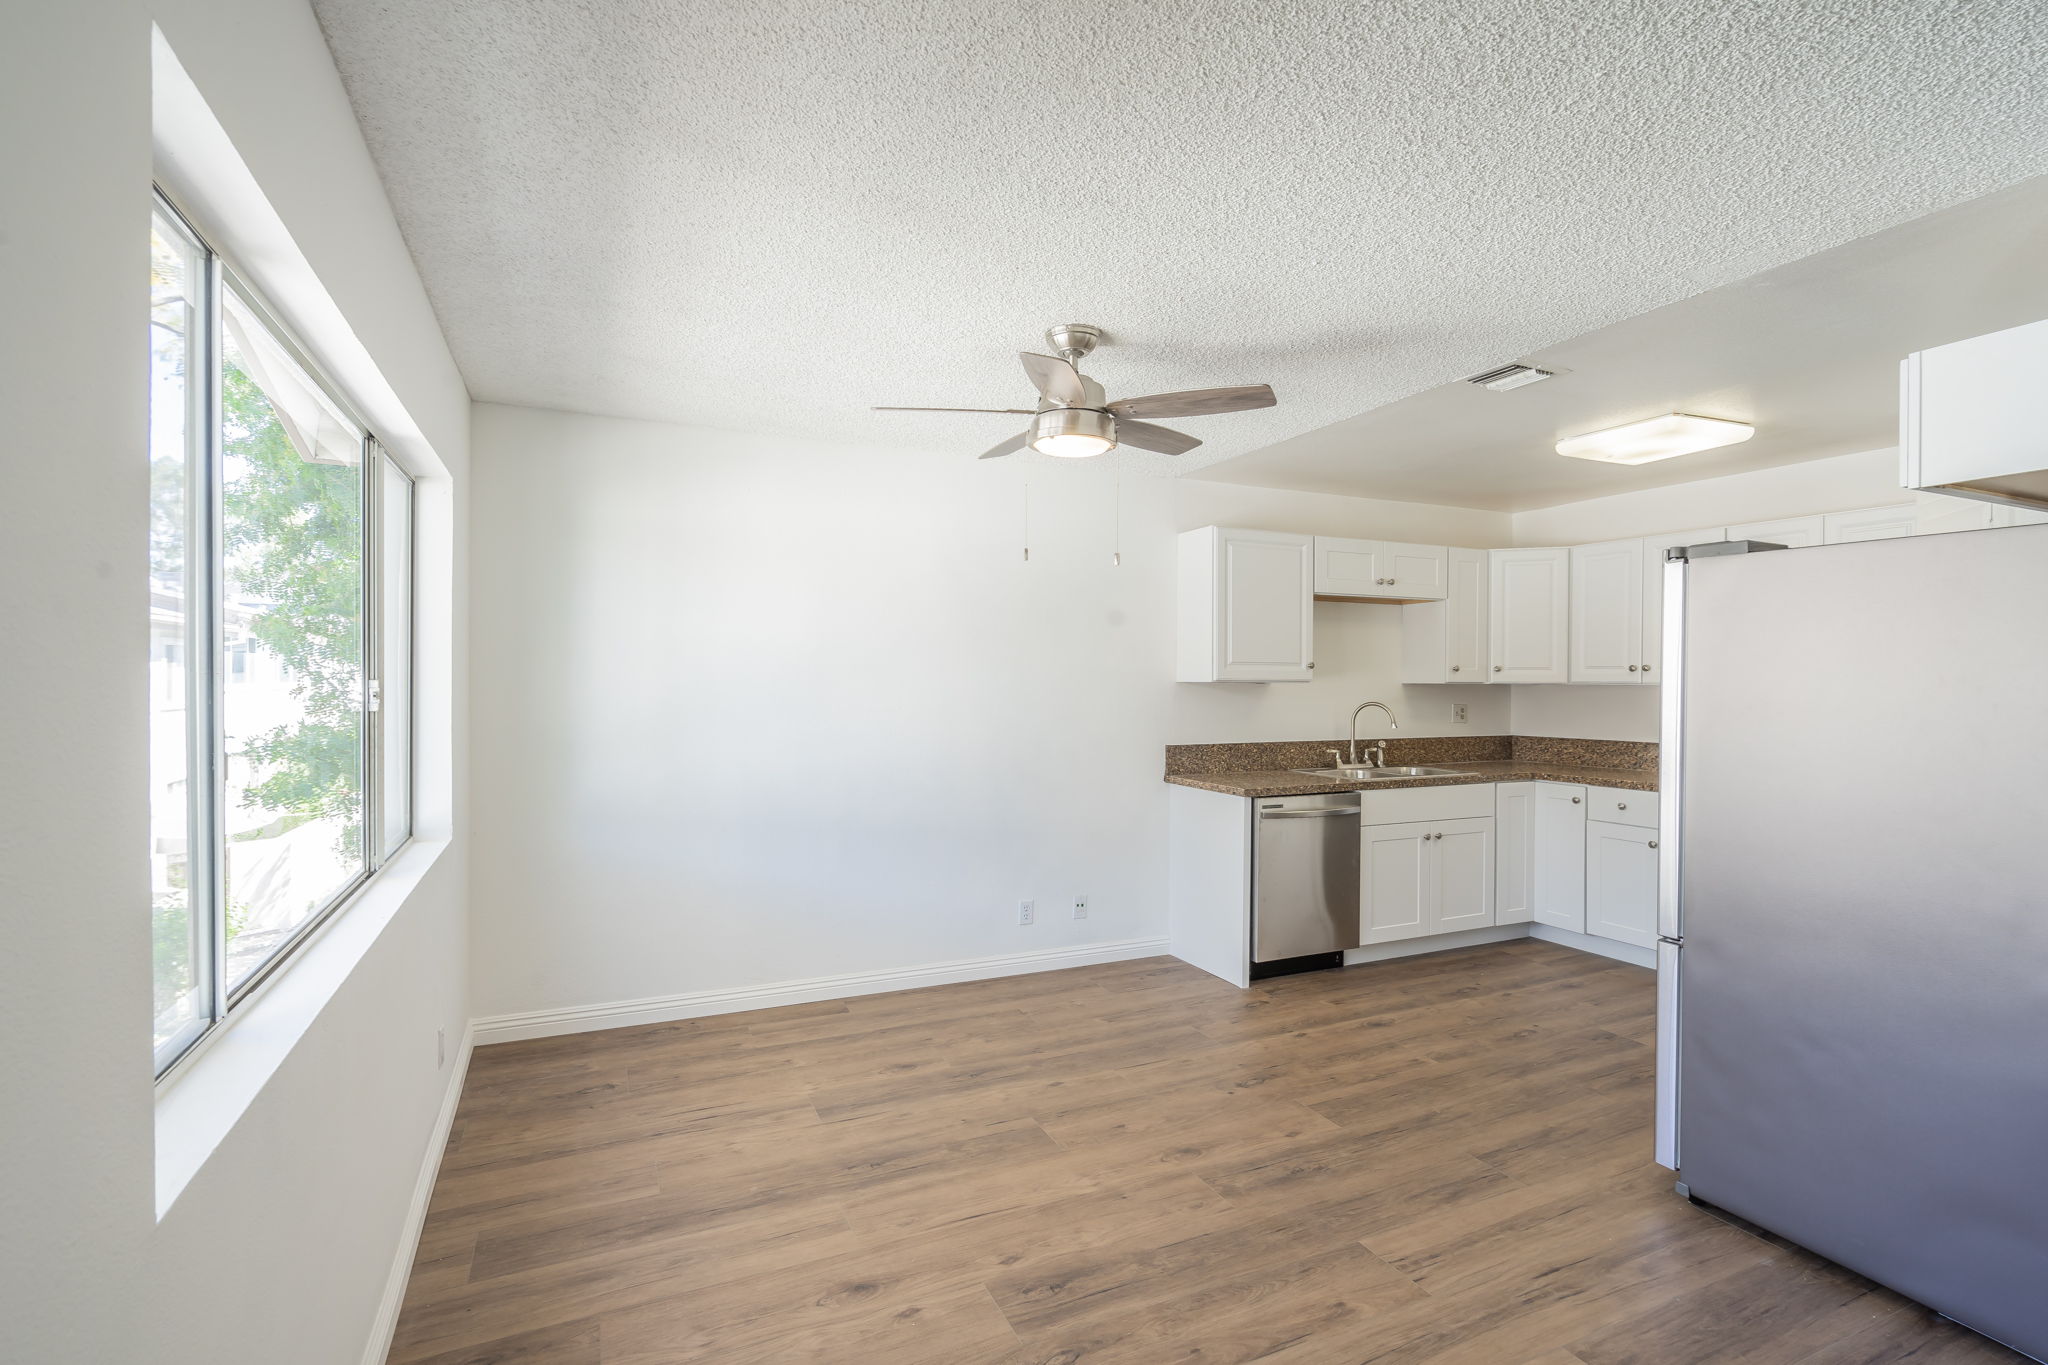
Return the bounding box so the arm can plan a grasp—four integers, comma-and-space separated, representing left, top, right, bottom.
1655, 937, 1681, 1170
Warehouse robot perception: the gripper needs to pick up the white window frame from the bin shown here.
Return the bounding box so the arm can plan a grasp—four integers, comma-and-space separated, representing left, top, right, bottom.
152, 187, 415, 1079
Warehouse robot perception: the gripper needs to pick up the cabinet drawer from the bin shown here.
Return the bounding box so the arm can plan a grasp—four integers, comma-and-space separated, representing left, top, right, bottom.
1587, 785, 1657, 828
1362, 783, 1493, 826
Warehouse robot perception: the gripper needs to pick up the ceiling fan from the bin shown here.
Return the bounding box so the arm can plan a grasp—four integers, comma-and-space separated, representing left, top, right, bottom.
874, 324, 1277, 460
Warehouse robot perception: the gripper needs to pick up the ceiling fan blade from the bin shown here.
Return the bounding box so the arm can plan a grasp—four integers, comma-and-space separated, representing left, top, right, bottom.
1019, 352, 1086, 405
1107, 384, 1276, 419
873, 406, 1037, 414
1114, 419, 1202, 456
977, 431, 1030, 460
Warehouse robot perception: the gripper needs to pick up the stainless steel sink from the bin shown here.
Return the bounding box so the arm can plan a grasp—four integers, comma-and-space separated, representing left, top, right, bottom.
1291, 765, 1463, 780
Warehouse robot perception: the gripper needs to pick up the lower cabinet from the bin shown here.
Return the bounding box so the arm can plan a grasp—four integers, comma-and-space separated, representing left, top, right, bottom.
1585, 820, 1659, 948
1495, 782, 1586, 930
1362, 815, 1495, 944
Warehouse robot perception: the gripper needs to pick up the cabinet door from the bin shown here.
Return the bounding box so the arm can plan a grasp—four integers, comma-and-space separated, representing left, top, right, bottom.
1640, 529, 1718, 683
1361, 822, 1431, 944
1586, 820, 1659, 948
1488, 547, 1569, 683
1397, 546, 1488, 684
1430, 817, 1495, 934
1381, 542, 1448, 600
1725, 515, 1824, 549
1312, 536, 1385, 596
1445, 547, 1488, 679
1218, 529, 1313, 681
1569, 539, 1645, 684
1494, 784, 1535, 925
1531, 784, 1587, 932
1823, 504, 1917, 544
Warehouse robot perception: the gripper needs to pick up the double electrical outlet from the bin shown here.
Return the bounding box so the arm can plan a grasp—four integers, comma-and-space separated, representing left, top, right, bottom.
1019, 894, 1087, 925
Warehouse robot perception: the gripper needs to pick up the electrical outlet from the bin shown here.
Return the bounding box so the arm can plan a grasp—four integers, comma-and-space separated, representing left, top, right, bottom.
436, 1027, 446, 1068
1018, 899, 1035, 926
1452, 703, 1468, 724
1072, 894, 1089, 919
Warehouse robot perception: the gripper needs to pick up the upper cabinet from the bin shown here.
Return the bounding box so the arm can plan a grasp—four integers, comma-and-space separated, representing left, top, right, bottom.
1399, 547, 1487, 684
1568, 539, 1645, 685
1725, 514, 1825, 548
1177, 527, 1313, 683
1902, 318, 2048, 513
1640, 529, 1719, 682
1488, 547, 1570, 683
1313, 537, 1448, 600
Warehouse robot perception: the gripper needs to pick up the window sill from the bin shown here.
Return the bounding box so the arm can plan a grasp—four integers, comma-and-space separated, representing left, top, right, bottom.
152, 836, 450, 1221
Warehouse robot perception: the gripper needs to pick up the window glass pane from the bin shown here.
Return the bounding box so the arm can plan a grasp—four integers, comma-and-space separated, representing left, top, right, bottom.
150, 207, 209, 1056
218, 283, 367, 990
377, 450, 414, 860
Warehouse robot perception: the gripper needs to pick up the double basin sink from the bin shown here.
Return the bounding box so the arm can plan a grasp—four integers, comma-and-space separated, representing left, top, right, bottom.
1290, 765, 1464, 781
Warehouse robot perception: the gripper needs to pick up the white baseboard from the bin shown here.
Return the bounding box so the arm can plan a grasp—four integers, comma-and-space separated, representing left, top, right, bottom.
1529, 922, 1657, 969
470, 937, 1174, 1045
361, 1024, 474, 1365
1342, 924, 1529, 965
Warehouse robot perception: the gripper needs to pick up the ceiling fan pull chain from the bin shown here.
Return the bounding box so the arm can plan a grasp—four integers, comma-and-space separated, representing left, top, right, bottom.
1112, 454, 1122, 567
1022, 471, 1031, 564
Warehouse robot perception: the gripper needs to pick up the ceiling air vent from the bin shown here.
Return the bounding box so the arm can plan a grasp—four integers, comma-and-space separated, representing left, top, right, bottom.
1465, 363, 1555, 392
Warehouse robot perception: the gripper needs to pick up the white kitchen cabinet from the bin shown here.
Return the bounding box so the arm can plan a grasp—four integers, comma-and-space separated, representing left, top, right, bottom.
1361, 815, 1495, 944
1313, 537, 1447, 600
1902, 318, 2048, 511
1176, 527, 1313, 682
1399, 547, 1488, 684
1361, 822, 1431, 943
1824, 504, 1917, 544
1568, 539, 1645, 684
1379, 542, 1449, 599
1586, 820, 1659, 949
1312, 536, 1386, 597
1531, 784, 1588, 932
1640, 529, 1719, 683
1488, 547, 1569, 683
1588, 785, 1656, 828
1725, 515, 1824, 549
1494, 783, 1535, 925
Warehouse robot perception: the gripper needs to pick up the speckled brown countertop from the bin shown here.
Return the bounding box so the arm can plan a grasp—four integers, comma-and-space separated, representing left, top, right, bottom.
1164, 735, 1658, 798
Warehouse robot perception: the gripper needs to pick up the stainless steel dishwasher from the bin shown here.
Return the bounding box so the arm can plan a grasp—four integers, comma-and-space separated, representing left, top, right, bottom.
1252, 793, 1361, 973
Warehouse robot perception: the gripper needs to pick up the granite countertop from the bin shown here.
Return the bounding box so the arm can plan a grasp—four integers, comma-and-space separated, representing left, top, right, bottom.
1162, 735, 1658, 799
1165, 760, 1657, 799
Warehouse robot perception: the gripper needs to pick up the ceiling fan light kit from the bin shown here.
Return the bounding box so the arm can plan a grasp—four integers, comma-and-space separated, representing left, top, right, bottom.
1032, 407, 1116, 458
1555, 412, 1755, 465
874, 323, 1277, 462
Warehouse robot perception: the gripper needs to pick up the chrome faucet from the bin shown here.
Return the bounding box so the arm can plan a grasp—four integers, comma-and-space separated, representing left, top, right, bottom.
1349, 701, 1398, 767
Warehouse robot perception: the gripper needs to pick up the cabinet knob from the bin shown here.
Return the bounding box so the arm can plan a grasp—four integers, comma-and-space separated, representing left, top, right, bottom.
1629, 664, 1639, 672
1571, 796, 1581, 804
1493, 665, 1502, 672
1617, 802, 1627, 810
1642, 663, 1653, 672
1307, 662, 1315, 669
1649, 840, 1659, 849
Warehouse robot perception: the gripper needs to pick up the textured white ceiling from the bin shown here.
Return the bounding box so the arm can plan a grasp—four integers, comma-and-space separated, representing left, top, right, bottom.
313, 0, 2048, 491
1205, 175, 2048, 509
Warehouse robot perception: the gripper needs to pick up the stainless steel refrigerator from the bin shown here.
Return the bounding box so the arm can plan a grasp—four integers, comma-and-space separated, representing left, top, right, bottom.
1657, 525, 2048, 1362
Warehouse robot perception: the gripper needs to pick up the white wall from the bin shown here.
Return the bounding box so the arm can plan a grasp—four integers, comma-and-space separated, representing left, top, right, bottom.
0, 4, 470, 1363
468, 404, 1510, 1023
1508, 446, 1904, 741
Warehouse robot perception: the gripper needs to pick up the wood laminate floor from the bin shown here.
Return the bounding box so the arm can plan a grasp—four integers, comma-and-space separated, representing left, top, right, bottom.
389, 941, 2022, 1364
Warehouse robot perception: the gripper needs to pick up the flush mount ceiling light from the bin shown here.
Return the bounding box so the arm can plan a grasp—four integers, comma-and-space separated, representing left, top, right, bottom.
1556, 413, 1755, 465
871, 324, 1277, 460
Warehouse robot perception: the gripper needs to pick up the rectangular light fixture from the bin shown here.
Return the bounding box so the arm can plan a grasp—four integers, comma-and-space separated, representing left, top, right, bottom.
1556, 412, 1754, 465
